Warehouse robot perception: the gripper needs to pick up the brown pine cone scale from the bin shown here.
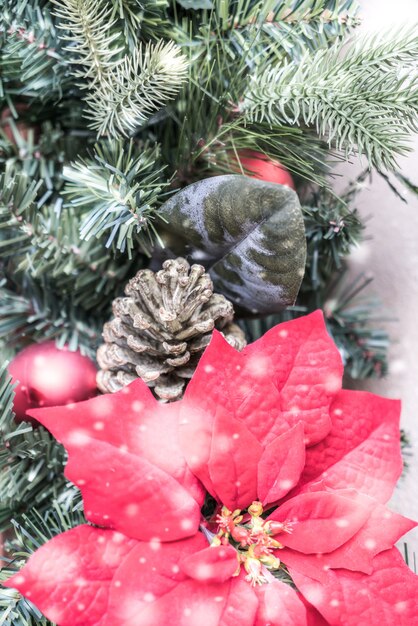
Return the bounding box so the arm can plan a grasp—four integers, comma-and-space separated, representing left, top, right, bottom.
96, 258, 246, 401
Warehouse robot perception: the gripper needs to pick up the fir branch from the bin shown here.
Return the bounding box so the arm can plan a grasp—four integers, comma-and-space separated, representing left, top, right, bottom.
403, 542, 417, 574
109, 0, 170, 47
0, 3, 69, 100
172, 0, 360, 62
158, 35, 334, 188
0, 142, 142, 312
194, 119, 333, 186
0, 278, 102, 356
162, 1, 360, 187
0, 362, 15, 432
0, 165, 42, 259
0, 363, 69, 531
52, 0, 123, 84
63, 140, 170, 256
53, 0, 188, 137
301, 179, 365, 292
87, 41, 189, 137
18, 208, 142, 311
323, 272, 390, 379
0, 501, 84, 626
240, 27, 418, 170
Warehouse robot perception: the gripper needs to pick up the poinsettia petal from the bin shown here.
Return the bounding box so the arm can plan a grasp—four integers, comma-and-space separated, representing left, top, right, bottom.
298, 594, 330, 626
243, 311, 343, 446
254, 579, 308, 626
301, 391, 401, 487
106, 533, 258, 626
299, 419, 403, 504
29, 380, 204, 541
289, 548, 418, 626
179, 545, 239, 583
208, 412, 263, 509
270, 491, 374, 553
180, 312, 342, 503
4, 525, 137, 626
280, 502, 416, 581
258, 422, 306, 506
65, 441, 201, 541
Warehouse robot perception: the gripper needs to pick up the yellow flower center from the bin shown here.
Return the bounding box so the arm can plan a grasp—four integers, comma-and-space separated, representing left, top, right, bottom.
212, 501, 293, 585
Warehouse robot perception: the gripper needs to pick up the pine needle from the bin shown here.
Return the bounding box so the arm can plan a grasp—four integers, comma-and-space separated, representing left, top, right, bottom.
240, 27, 418, 170
52, 0, 188, 137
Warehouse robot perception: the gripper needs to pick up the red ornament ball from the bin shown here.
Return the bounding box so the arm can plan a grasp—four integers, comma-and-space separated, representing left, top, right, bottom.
8, 342, 98, 423
234, 150, 295, 189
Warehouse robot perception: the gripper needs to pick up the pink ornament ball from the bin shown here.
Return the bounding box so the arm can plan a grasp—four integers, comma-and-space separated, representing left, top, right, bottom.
235, 150, 295, 189
8, 342, 98, 423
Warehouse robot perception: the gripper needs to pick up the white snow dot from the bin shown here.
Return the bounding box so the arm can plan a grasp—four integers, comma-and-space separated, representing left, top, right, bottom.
77, 603, 85, 611
365, 539, 376, 550
68, 429, 90, 446
330, 599, 339, 607
181, 519, 195, 531
246, 355, 270, 378
333, 408, 343, 416
232, 433, 240, 440
172, 565, 180, 574
149, 537, 161, 551
125, 504, 139, 517
132, 401, 143, 412
114, 580, 122, 587
119, 445, 129, 453
335, 518, 349, 528
214, 596, 224, 603
304, 586, 324, 605
324, 374, 340, 393
395, 601, 408, 613
77, 479, 86, 486
97, 536, 105, 544
13, 575, 25, 585
139, 557, 147, 564
278, 329, 288, 338
279, 479, 293, 490
93, 421, 104, 431
204, 365, 215, 373
144, 592, 155, 603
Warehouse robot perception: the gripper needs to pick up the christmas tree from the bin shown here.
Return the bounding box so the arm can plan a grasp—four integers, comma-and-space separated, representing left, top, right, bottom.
0, 1, 417, 623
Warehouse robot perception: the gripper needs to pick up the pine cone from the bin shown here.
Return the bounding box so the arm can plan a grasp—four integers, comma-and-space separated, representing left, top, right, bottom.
96, 258, 246, 401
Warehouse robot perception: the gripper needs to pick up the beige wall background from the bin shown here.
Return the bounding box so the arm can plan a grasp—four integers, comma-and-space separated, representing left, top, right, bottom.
344, 0, 418, 559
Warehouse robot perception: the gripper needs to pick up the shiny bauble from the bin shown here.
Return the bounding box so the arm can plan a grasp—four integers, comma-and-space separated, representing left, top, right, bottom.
8, 342, 98, 423
233, 150, 295, 189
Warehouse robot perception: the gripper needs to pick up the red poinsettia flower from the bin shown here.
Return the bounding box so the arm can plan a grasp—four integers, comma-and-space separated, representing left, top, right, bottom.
4, 312, 418, 625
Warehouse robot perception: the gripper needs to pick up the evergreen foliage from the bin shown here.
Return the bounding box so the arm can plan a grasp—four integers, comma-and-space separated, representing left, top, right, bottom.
241, 27, 418, 170
53, 0, 188, 136
63, 139, 169, 255
0, 2, 416, 620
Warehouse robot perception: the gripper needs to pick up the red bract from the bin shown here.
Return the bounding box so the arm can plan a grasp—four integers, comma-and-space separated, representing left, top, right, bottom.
4, 312, 418, 625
